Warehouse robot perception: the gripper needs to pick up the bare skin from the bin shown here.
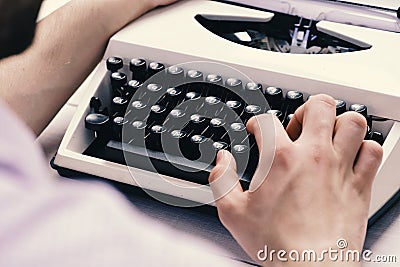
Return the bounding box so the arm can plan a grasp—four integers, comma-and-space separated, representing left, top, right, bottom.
0, 0, 178, 135
209, 94, 383, 266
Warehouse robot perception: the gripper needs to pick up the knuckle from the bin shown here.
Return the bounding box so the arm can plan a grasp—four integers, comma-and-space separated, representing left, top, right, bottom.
274, 144, 292, 166
312, 94, 336, 108
344, 112, 367, 130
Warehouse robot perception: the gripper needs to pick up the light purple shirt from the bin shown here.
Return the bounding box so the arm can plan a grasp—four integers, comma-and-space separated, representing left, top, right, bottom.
0, 101, 240, 267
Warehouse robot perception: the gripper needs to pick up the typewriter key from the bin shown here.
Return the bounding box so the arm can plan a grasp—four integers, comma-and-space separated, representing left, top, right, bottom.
264, 87, 283, 110
267, 109, 284, 122
127, 80, 142, 96
283, 114, 294, 128
111, 96, 129, 116
130, 58, 147, 81
185, 114, 209, 135
107, 57, 123, 72
166, 66, 185, 86
112, 116, 129, 141
148, 62, 165, 78
149, 104, 168, 126
111, 72, 128, 90
285, 90, 304, 114
242, 104, 263, 123
207, 118, 227, 141
335, 99, 347, 115
349, 104, 368, 118
146, 125, 167, 151
371, 131, 384, 146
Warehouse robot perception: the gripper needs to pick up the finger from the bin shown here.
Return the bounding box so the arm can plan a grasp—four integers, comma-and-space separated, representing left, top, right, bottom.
286, 94, 336, 143
246, 114, 291, 192
353, 140, 383, 193
333, 112, 368, 167
209, 150, 244, 208
247, 113, 291, 153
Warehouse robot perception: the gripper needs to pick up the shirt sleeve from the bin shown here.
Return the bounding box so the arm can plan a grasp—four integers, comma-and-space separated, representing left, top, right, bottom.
0, 100, 243, 267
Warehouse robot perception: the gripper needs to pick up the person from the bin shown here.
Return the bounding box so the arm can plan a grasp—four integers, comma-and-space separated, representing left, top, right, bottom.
0, 0, 383, 266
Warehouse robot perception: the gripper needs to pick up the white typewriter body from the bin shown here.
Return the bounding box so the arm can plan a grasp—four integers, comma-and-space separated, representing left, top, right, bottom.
54, 0, 400, 219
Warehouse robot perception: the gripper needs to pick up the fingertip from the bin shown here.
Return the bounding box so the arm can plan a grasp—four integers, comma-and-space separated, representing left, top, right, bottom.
353, 140, 383, 191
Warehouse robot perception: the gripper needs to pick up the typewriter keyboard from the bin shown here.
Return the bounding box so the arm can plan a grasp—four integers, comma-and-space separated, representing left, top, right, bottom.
82, 56, 385, 189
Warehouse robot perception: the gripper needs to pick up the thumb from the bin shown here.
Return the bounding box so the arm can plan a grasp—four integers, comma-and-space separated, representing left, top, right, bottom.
209, 150, 244, 208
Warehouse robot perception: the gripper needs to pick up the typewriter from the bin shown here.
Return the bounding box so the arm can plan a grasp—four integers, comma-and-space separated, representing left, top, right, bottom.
53, 0, 400, 221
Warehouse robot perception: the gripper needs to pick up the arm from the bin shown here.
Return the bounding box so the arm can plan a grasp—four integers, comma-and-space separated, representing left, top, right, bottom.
0, 0, 177, 135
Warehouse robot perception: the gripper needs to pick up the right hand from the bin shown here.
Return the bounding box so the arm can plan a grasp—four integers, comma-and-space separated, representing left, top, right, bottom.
209, 94, 383, 266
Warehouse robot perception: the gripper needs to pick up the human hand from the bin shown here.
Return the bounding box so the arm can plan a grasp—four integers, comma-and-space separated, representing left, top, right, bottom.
209, 94, 383, 266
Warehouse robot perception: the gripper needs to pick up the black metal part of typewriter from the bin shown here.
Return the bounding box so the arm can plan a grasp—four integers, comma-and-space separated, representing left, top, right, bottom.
83, 56, 385, 190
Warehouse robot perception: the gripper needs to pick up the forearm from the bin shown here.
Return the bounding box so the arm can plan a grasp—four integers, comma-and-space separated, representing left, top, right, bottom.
0, 0, 156, 135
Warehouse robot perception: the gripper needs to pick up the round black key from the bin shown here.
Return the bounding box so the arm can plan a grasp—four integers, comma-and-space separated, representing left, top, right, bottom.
203, 96, 222, 117
205, 96, 221, 106
130, 100, 148, 121
267, 109, 284, 122
245, 82, 262, 92
185, 91, 201, 101
146, 125, 167, 151
90, 97, 102, 113
226, 100, 244, 116
85, 113, 109, 133
111, 72, 128, 89
147, 83, 163, 93
127, 80, 143, 96
185, 91, 203, 111
206, 74, 225, 100
226, 78, 243, 91
166, 66, 185, 87
186, 71, 205, 95
213, 141, 229, 151
245, 82, 262, 101
189, 134, 216, 163
335, 99, 347, 115
131, 100, 147, 110
264, 87, 283, 110
232, 143, 251, 175
207, 117, 227, 141
112, 116, 129, 141
112, 96, 129, 116
187, 70, 204, 82
160, 87, 184, 109
162, 130, 189, 156
130, 58, 147, 81
181, 134, 208, 160
163, 108, 188, 131
371, 131, 384, 145
242, 104, 263, 123
107, 57, 123, 72
128, 120, 147, 146
206, 74, 223, 85
148, 62, 165, 78
148, 104, 168, 125
228, 122, 247, 144
185, 114, 208, 135
283, 113, 294, 128
349, 104, 368, 118
286, 90, 304, 114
